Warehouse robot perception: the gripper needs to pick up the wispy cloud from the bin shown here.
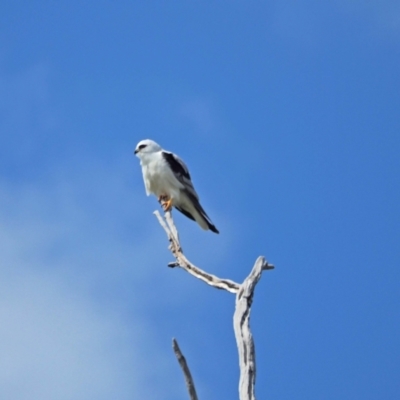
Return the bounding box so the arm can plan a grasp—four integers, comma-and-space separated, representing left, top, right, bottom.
0, 60, 233, 399
0, 271, 139, 399
0, 160, 186, 399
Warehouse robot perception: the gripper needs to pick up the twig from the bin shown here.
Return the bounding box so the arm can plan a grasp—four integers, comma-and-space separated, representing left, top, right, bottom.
154, 210, 240, 293
173, 338, 199, 400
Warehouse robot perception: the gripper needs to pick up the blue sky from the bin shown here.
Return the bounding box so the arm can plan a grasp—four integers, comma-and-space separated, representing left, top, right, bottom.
0, 1, 399, 399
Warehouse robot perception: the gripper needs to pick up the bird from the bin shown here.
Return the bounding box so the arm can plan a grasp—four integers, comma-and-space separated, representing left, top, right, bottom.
134, 139, 219, 233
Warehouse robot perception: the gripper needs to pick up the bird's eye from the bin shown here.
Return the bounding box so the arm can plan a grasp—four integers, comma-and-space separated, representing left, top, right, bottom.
138, 144, 147, 150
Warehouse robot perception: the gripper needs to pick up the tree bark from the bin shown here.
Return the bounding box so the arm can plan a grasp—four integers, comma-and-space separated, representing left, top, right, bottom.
154, 210, 274, 400
172, 338, 199, 400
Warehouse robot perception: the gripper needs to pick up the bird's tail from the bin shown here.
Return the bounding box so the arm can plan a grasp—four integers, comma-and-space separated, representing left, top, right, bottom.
186, 193, 219, 234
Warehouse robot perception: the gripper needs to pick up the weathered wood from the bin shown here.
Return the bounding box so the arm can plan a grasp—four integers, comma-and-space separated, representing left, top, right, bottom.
234, 256, 269, 400
154, 210, 240, 293
173, 338, 199, 400
154, 210, 274, 399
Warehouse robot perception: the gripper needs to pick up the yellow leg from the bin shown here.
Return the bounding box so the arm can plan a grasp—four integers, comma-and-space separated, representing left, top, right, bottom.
162, 198, 173, 211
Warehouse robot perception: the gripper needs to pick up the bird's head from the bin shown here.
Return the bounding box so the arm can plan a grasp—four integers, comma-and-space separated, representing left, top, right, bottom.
134, 139, 162, 157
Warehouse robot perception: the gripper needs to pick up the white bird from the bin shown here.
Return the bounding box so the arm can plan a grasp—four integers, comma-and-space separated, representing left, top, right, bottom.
134, 139, 219, 233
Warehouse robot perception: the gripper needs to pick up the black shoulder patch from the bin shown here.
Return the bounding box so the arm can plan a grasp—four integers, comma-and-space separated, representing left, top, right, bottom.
163, 152, 191, 180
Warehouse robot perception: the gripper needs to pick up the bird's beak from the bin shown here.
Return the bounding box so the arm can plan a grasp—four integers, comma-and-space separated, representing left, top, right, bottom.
134, 149, 138, 154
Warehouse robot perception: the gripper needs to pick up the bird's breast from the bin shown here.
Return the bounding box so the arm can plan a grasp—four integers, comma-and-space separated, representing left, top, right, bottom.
143, 159, 180, 199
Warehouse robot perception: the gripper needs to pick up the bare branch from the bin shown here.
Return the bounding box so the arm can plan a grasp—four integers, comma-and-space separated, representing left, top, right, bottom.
234, 256, 270, 400
164, 208, 180, 245
172, 338, 199, 400
155, 210, 275, 399
154, 210, 240, 293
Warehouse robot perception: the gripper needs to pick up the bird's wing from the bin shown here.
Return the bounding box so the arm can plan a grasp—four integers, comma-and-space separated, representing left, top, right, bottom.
162, 151, 219, 233
143, 175, 151, 196
140, 162, 151, 196
174, 205, 196, 221
162, 151, 199, 200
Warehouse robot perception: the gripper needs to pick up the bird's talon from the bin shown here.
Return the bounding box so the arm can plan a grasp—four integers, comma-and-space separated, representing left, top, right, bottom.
162, 198, 173, 212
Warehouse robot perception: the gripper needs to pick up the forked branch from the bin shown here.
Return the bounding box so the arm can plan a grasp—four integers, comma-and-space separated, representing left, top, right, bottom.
154, 210, 274, 400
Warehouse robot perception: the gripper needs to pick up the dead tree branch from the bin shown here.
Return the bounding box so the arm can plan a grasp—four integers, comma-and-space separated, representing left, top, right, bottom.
154, 210, 274, 400
154, 210, 240, 293
172, 338, 199, 400
234, 256, 270, 400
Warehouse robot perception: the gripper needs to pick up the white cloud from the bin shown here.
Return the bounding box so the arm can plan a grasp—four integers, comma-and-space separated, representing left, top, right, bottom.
0, 160, 184, 399
0, 62, 233, 400
0, 272, 138, 400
